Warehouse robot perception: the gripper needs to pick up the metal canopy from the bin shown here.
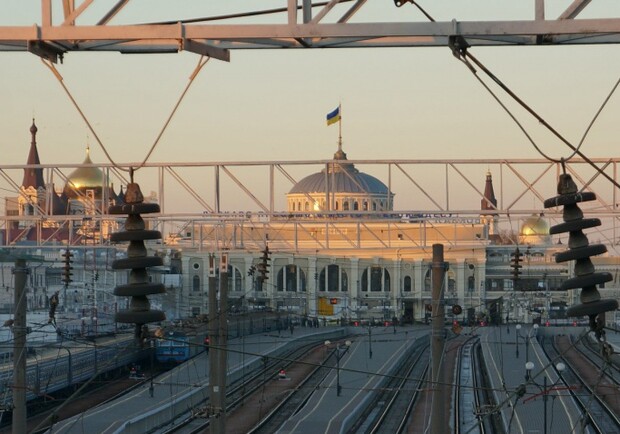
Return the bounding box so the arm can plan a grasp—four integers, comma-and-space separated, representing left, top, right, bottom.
0, 1, 619, 63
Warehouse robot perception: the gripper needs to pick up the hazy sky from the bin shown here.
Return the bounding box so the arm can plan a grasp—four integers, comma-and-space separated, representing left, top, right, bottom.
1, 1, 620, 215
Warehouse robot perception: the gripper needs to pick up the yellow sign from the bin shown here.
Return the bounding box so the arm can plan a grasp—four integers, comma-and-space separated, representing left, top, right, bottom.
318, 298, 334, 316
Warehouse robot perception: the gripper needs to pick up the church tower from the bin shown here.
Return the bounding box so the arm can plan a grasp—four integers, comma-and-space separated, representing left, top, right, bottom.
480, 171, 498, 236
18, 120, 46, 219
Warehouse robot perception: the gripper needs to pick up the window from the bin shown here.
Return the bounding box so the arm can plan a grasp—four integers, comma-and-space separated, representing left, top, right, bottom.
215, 265, 243, 292
424, 268, 431, 292
192, 275, 201, 292
277, 265, 307, 292
318, 264, 348, 292
447, 270, 456, 292
361, 266, 390, 292
404, 276, 412, 292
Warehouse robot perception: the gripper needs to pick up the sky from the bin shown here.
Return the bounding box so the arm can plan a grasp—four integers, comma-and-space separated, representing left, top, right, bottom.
1, 1, 620, 217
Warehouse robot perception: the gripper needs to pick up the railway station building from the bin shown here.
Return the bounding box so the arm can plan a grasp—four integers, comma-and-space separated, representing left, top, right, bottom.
1, 122, 620, 329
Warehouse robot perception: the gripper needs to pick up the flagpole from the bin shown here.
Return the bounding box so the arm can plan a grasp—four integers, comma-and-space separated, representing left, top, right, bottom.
338, 103, 342, 151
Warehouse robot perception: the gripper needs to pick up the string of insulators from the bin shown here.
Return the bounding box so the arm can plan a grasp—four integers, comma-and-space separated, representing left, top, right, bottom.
109, 181, 165, 341
544, 173, 617, 333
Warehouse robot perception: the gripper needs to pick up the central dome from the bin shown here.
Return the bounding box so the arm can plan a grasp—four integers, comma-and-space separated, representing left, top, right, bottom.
289, 149, 389, 195
63, 148, 106, 199
287, 146, 394, 213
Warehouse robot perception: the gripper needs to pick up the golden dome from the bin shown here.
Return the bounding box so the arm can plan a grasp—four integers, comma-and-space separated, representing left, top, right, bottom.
520, 214, 550, 237
63, 147, 106, 198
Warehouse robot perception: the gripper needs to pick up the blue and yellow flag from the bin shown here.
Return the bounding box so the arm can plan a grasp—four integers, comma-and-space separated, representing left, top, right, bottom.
326, 107, 341, 126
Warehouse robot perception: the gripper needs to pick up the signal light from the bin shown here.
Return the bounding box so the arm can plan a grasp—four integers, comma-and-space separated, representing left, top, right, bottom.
510, 248, 522, 284
61, 250, 73, 287
452, 304, 463, 315
257, 246, 271, 281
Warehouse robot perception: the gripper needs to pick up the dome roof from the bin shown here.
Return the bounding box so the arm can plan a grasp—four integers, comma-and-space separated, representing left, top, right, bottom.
289, 148, 391, 196
520, 214, 550, 237
64, 148, 105, 198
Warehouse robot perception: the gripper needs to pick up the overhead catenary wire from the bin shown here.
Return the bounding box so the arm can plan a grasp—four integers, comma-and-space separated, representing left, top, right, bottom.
450, 43, 620, 191
40, 55, 211, 174
398, 1, 620, 191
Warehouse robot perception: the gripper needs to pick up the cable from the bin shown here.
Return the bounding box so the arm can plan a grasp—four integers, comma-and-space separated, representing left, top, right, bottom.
450, 43, 620, 191
40, 55, 210, 175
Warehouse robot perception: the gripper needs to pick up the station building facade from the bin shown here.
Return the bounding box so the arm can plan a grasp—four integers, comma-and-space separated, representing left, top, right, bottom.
3, 122, 620, 327
168, 147, 620, 326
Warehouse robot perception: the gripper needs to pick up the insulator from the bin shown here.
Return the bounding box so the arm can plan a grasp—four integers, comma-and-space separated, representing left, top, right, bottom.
109, 182, 165, 339
544, 173, 617, 322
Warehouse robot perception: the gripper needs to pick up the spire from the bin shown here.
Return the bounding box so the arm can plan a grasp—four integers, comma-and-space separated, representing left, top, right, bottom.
22, 119, 45, 189
481, 171, 497, 212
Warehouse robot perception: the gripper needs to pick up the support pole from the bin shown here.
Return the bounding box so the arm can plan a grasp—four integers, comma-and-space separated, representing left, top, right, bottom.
208, 255, 219, 433
215, 265, 228, 433
12, 259, 28, 434
430, 244, 447, 434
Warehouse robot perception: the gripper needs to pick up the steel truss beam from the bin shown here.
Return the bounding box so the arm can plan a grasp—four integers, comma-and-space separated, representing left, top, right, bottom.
0, 1, 619, 62
0, 157, 619, 252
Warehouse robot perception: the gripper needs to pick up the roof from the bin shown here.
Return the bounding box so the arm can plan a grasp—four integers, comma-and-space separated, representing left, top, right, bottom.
63, 147, 106, 198
22, 120, 45, 190
288, 148, 391, 196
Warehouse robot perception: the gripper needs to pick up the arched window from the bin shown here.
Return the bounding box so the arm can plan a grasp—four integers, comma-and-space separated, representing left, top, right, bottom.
447, 270, 456, 293
277, 265, 307, 292
353, 201, 359, 211
404, 276, 412, 292
363, 201, 369, 211
318, 264, 348, 292
343, 201, 350, 211
215, 265, 243, 292
335, 201, 339, 210
372, 201, 377, 211
192, 275, 201, 292
305, 201, 310, 211
360, 266, 391, 292
424, 268, 431, 292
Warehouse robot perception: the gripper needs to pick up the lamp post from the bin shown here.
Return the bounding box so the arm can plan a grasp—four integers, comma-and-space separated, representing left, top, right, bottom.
149, 338, 155, 397
525, 323, 539, 365
325, 340, 351, 396
524, 361, 566, 434
368, 325, 373, 359
515, 324, 522, 358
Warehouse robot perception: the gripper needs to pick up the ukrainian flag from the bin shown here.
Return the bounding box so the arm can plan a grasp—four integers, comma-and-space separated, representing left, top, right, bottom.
326, 107, 341, 126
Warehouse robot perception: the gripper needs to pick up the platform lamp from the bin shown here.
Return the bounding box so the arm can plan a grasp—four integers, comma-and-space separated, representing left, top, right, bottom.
325, 340, 352, 396
524, 361, 566, 434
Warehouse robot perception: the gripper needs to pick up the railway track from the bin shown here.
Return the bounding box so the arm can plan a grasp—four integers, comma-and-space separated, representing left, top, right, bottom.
163, 336, 348, 433
455, 337, 483, 434
348, 334, 429, 434
579, 334, 620, 384
545, 334, 620, 433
